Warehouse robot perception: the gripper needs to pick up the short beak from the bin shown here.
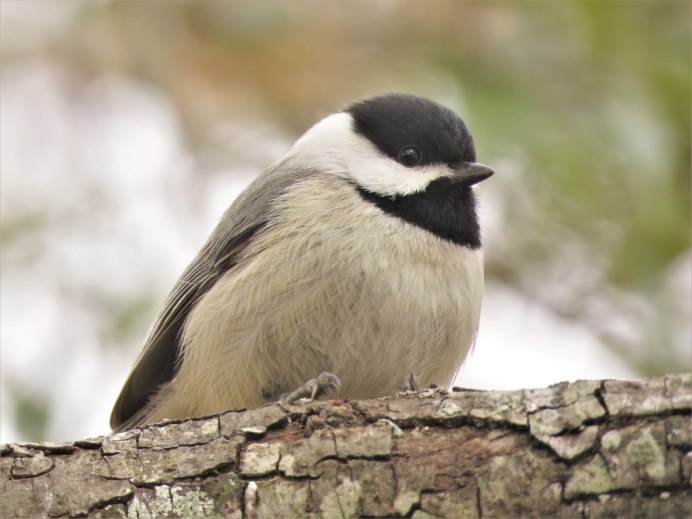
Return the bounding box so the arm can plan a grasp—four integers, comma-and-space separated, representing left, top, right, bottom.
449, 162, 494, 186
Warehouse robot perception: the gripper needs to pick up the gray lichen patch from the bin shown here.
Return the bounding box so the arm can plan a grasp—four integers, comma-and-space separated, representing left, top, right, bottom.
350, 460, 397, 516
466, 389, 527, 427
126, 483, 219, 518
392, 461, 437, 514
138, 417, 220, 449
603, 378, 673, 417
219, 404, 287, 438
170, 485, 215, 517
6, 449, 134, 518
600, 422, 678, 489
127, 485, 175, 518
309, 461, 362, 518
665, 373, 692, 411
435, 399, 464, 418
201, 473, 244, 517
1, 478, 50, 518
102, 430, 140, 455
419, 486, 478, 519
103, 436, 244, 485
577, 488, 691, 518
564, 454, 616, 499
7, 444, 42, 457
384, 397, 442, 424
11, 441, 76, 454
524, 379, 602, 413
478, 449, 564, 517
245, 478, 310, 519
528, 395, 605, 437
665, 415, 692, 448
543, 425, 600, 460
682, 451, 692, 484
437, 389, 528, 426
522, 380, 608, 450
277, 428, 336, 477
240, 442, 281, 477
333, 423, 393, 458
11, 449, 54, 478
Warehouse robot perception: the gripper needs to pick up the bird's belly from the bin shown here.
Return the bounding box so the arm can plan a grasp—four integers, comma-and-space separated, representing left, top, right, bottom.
177, 192, 484, 413
304, 256, 479, 399
236, 229, 484, 402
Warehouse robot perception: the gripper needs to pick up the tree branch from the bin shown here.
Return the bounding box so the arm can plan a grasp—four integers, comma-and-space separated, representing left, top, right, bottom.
1, 374, 690, 518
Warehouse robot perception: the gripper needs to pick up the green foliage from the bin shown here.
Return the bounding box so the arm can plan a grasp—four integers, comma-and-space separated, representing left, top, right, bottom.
13, 389, 50, 443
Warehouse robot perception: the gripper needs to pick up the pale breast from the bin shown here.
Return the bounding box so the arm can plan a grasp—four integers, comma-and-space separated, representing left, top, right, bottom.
174, 175, 484, 415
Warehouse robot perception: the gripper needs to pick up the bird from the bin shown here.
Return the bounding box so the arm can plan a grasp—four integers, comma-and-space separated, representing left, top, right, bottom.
110, 93, 494, 432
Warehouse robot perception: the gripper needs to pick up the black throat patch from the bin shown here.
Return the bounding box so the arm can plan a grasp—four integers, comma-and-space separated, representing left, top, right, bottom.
357, 177, 482, 249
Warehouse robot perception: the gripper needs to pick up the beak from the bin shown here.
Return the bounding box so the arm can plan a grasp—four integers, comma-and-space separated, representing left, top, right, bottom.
449, 162, 494, 186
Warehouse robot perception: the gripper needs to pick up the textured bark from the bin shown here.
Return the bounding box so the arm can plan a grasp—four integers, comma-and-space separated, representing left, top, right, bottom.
1, 374, 690, 518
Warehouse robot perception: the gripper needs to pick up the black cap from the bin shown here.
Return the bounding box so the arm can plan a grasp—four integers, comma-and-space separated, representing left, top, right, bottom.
347, 93, 476, 167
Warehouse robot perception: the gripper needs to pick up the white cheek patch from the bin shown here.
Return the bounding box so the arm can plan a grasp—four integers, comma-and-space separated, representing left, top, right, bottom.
281, 112, 452, 197
344, 151, 450, 197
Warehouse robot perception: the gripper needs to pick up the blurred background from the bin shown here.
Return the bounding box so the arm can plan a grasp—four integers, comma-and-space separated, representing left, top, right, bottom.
1, 1, 689, 443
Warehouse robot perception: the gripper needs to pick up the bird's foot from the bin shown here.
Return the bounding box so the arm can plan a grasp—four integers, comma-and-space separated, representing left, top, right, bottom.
280, 371, 342, 404
399, 372, 421, 394
398, 373, 445, 398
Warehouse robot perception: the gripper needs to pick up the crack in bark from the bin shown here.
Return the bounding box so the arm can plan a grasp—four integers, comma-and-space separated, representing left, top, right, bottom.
476, 483, 483, 518
330, 464, 348, 519
562, 482, 691, 503
595, 380, 610, 416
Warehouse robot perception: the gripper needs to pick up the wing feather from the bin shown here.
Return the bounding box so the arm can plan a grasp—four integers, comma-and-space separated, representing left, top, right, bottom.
110, 164, 316, 430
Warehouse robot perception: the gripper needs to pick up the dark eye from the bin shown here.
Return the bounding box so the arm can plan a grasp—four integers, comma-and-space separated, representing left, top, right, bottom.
398, 146, 421, 167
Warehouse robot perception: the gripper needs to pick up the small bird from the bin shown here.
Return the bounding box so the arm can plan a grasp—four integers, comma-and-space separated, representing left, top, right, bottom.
110, 93, 493, 432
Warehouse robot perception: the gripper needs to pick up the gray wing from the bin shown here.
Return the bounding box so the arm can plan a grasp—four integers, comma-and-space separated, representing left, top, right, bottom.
110, 163, 316, 430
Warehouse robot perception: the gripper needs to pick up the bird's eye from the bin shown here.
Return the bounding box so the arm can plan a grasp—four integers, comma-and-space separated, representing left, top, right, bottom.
398, 146, 421, 167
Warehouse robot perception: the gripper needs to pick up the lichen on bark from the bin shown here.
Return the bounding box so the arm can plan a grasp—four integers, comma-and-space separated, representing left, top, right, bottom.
1, 373, 689, 518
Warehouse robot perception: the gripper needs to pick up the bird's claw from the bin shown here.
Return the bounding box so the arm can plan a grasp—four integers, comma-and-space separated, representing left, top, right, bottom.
280, 371, 342, 404
400, 372, 421, 393
398, 373, 444, 397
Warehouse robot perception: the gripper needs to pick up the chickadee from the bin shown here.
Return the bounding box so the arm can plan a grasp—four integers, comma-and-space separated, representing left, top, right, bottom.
110, 93, 493, 432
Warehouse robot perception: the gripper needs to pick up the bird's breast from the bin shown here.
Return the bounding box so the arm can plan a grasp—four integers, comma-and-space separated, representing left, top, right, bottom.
254, 175, 485, 395
179, 175, 485, 409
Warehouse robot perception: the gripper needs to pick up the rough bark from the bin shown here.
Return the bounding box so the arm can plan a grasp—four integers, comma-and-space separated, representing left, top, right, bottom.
1, 374, 690, 518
